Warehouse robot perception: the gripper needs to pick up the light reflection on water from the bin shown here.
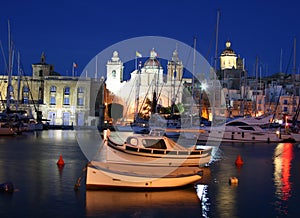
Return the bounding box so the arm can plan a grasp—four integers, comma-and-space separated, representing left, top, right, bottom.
2, 131, 300, 217
85, 188, 201, 217
273, 143, 293, 216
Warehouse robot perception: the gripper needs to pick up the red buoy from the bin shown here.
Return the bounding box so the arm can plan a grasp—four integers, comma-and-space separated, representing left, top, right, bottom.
57, 155, 65, 167
235, 154, 244, 166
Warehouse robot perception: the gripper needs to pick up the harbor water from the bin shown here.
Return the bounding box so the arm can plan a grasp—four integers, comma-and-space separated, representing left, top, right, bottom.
1, 130, 300, 217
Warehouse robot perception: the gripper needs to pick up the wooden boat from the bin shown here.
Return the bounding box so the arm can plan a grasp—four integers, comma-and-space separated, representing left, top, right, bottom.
0, 121, 16, 136
86, 161, 203, 190
103, 129, 212, 167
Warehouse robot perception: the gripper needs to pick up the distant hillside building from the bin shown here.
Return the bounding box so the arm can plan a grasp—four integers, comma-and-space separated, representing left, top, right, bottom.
218, 40, 248, 117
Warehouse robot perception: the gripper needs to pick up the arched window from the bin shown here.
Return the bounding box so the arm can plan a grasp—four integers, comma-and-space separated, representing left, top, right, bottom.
50, 86, 56, 92
112, 70, 116, 78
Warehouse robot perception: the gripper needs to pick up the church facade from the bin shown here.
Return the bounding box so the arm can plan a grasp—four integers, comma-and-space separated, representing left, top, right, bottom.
105, 48, 187, 122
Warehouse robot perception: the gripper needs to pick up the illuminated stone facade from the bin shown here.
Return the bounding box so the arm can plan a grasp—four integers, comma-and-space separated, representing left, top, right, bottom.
0, 53, 92, 126
105, 49, 185, 121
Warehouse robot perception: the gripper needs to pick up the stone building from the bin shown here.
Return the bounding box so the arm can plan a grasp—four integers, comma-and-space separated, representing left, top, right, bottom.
0, 53, 92, 126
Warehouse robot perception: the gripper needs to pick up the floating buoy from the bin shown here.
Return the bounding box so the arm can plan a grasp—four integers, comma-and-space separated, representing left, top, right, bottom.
0, 182, 14, 193
57, 155, 65, 167
229, 177, 239, 185
235, 154, 244, 166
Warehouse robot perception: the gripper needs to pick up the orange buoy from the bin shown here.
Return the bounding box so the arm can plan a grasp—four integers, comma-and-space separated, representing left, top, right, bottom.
57, 155, 65, 167
235, 154, 244, 166
229, 177, 239, 185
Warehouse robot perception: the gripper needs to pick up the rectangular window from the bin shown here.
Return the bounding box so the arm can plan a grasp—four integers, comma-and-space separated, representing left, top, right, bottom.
78, 87, 84, 93
78, 97, 84, 106
50, 96, 56, 105
64, 87, 70, 95
283, 106, 288, 112
64, 97, 70, 105
23, 97, 29, 104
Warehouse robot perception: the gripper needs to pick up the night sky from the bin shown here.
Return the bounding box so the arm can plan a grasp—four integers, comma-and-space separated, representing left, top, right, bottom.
0, 0, 299, 78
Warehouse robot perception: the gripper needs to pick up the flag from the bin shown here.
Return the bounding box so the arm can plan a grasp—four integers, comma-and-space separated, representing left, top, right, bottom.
136, 51, 142, 58
73, 62, 78, 68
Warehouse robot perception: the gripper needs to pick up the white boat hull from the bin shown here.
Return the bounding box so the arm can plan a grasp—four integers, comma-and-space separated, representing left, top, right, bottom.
196, 129, 300, 143
86, 162, 203, 190
105, 139, 212, 167
197, 130, 281, 143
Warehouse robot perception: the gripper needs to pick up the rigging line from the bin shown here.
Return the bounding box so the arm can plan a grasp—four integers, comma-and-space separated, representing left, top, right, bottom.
157, 79, 164, 101
18, 54, 39, 113
0, 40, 8, 74
270, 39, 294, 127
137, 78, 155, 115
121, 76, 138, 121
173, 40, 194, 105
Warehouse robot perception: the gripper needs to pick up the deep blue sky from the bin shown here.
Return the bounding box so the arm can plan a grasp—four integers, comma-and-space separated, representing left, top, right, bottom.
0, 0, 299, 78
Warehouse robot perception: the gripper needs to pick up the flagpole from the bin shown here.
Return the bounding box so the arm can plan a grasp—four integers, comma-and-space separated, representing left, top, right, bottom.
95, 55, 98, 80
72, 63, 75, 77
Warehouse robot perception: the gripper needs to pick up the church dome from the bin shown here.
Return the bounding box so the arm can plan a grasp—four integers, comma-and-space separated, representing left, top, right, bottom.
144, 49, 161, 68
221, 40, 236, 56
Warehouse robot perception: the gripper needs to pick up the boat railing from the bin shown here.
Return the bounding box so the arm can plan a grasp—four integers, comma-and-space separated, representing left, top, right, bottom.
124, 144, 205, 156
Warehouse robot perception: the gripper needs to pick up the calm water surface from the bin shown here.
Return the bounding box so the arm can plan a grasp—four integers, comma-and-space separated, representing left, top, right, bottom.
0, 130, 300, 217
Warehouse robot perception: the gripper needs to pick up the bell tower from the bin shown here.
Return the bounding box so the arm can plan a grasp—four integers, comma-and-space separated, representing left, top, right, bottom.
167, 49, 183, 81
106, 51, 124, 94
220, 41, 237, 70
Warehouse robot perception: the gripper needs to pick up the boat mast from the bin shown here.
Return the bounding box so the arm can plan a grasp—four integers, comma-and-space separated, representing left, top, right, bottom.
16, 52, 21, 111
212, 10, 220, 122
292, 37, 299, 125
293, 37, 297, 99
190, 37, 197, 126
134, 62, 141, 120
254, 56, 259, 117
6, 20, 13, 111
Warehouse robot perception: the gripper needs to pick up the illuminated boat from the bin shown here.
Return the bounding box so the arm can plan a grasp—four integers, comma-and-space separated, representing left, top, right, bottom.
86, 161, 203, 190
103, 129, 212, 167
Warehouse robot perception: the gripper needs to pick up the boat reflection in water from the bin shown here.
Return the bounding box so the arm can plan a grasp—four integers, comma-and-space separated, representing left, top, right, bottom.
85, 188, 201, 217
273, 143, 293, 215
85, 166, 211, 217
